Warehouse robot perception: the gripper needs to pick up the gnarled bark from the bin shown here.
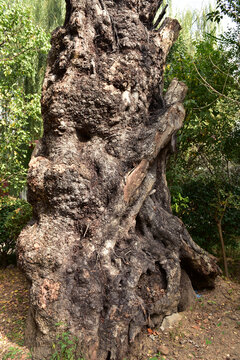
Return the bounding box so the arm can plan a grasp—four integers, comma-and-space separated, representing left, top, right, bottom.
17, 1, 220, 359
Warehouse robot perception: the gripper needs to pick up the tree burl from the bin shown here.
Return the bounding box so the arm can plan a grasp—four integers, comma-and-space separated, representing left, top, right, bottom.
17, 1, 220, 359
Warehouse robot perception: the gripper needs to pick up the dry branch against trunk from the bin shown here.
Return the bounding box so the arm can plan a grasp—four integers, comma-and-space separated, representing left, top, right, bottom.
17, 1, 220, 359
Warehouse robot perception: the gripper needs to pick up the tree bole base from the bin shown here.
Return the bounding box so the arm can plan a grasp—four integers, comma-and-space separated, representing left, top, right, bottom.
17, 1, 220, 359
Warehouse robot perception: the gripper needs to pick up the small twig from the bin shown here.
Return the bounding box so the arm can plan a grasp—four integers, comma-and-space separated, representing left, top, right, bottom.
222, 65, 230, 95
113, 249, 129, 265
111, 19, 120, 48
139, 303, 147, 320
83, 223, 90, 238
192, 98, 217, 110
193, 62, 240, 106
0, 46, 35, 62
199, 153, 214, 176
208, 55, 233, 79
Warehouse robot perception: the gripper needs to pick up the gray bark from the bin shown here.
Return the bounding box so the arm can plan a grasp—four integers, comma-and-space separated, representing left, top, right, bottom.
17, 1, 220, 359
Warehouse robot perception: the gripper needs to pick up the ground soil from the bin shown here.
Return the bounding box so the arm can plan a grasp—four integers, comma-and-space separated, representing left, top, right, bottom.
0, 267, 239, 360
0, 268, 30, 359
129, 276, 240, 360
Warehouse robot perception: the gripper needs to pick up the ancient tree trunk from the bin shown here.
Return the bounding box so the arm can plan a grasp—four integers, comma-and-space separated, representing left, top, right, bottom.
17, 1, 220, 359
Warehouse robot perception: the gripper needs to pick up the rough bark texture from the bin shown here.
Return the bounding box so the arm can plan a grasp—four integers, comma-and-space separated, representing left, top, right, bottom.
17, 1, 220, 359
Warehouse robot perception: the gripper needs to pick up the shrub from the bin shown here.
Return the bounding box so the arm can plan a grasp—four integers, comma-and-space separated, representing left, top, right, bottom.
172, 180, 240, 255
0, 196, 32, 267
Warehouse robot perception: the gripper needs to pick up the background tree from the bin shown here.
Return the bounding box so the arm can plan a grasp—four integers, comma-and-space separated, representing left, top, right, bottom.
22, 0, 66, 95
0, 1, 49, 194
0, 1, 67, 196
165, 3, 240, 276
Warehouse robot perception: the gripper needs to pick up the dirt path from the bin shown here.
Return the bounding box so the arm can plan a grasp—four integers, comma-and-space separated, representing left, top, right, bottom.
0, 268, 30, 359
129, 277, 240, 360
0, 268, 239, 360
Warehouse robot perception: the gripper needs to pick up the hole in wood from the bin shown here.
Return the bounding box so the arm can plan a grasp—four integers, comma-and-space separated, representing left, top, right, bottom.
76, 127, 92, 142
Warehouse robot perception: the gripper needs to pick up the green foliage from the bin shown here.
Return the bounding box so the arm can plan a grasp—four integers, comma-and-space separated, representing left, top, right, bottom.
174, 180, 240, 253
0, 196, 32, 264
205, 338, 212, 345
207, 0, 240, 24
166, 6, 240, 268
24, 0, 66, 32
0, 1, 50, 92
0, 0, 49, 195
0, 93, 42, 194
224, 124, 240, 163
4, 199, 32, 242
2, 347, 27, 360
51, 325, 84, 360
171, 192, 189, 214
148, 355, 165, 360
